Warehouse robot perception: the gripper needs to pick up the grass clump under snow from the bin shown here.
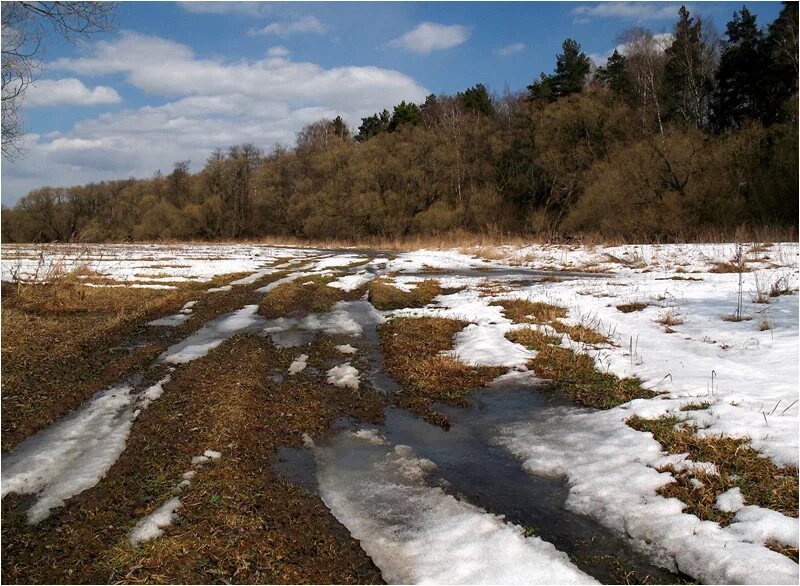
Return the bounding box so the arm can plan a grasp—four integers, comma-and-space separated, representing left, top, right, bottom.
367, 278, 442, 310
627, 415, 799, 527
531, 346, 654, 409
259, 275, 362, 318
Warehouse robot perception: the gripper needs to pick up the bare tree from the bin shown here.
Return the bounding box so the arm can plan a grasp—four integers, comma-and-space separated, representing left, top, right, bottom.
1, 1, 115, 159
619, 28, 670, 136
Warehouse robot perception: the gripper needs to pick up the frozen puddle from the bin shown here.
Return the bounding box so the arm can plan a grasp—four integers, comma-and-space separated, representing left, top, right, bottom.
314, 432, 597, 585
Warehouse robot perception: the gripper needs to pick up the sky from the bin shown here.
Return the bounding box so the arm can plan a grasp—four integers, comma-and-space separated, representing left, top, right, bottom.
1, 0, 784, 206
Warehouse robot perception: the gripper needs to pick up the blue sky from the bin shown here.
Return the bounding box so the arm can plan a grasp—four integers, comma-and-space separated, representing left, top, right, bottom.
2, 1, 784, 206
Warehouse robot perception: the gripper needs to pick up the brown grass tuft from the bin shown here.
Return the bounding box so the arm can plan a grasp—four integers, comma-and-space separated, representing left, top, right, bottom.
490, 299, 567, 324
617, 302, 649, 313
259, 274, 361, 318
549, 321, 610, 345
505, 328, 561, 350
530, 346, 654, 409
379, 317, 504, 403
709, 261, 751, 274
367, 277, 442, 310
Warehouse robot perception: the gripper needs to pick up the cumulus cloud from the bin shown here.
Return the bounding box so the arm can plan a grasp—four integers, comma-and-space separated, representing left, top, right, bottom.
493, 42, 526, 57
388, 22, 470, 55
589, 32, 674, 65
249, 16, 326, 37
25, 78, 121, 107
2, 31, 428, 204
572, 2, 683, 22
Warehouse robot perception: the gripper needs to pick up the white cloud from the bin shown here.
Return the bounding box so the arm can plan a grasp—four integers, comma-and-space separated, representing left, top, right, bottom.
267, 46, 290, 58
25, 78, 121, 107
2, 31, 429, 204
589, 32, 674, 66
387, 22, 470, 55
572, 2, 683, 22
493, 42, 526, 57
180, 2, 272, 17
249, 16, 326, 37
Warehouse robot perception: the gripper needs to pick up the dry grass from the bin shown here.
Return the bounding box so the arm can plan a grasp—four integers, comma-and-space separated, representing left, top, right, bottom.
259, 274, 362, 318
530, 346, 654, 409
656, 309, 684, 327
709, 261, 752, 274
760, 320, 771, 331
627, 415, 798, 524
681, 402, 711, 411
722, 313, 752, 322
549, 320, 611, 345
2, 334, 385, 583
490, 299, 567, 323
1, 269, 272, 453
765, 541, 799, 564
505, 328, 561, 350
379, 317, 504, 403
367, 277, 442, 310
617, 302, 649, 313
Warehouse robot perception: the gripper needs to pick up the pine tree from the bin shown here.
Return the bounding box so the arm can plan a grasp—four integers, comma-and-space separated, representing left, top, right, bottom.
714, 7, 766, 130
527, 39, 590, 101
458, 83, 494, 116
356, 109, 391, 142
389, 101, 421, 130
596, 49, 632, 97
553, 39, 591, 97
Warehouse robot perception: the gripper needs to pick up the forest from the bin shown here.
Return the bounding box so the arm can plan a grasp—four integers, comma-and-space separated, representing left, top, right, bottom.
2, 3, 797, 243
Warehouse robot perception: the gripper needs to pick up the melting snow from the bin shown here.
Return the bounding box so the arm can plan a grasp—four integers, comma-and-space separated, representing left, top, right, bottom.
316, 435, 597, 584
161, 305, 263, 364
288, 354, 308, 375
327, 363, 360, 389
128, 497, 182, 546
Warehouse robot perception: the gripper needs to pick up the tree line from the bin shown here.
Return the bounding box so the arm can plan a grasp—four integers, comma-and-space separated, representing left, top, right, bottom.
2, 3, 797, 243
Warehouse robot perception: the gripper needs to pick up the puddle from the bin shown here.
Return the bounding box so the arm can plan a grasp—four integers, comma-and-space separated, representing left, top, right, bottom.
278, 374, 686, 584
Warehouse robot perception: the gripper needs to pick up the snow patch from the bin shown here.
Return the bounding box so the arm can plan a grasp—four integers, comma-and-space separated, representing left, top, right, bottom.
288, 354, 308, 375
129, 497, 182, 546
327, 363, 360, 389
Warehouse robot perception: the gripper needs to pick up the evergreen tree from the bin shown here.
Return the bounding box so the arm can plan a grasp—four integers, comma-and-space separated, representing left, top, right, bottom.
663, 6, 715, 128
553, 39, 591, 97
389, 101, 421, 130
527, 72, 555, 102
714, 7, 766, 130
596, 50, 632, 97
356, 109, 391, 142
331, 115, 349, 138
458, 83, 494, 116
527, 39, 590, 101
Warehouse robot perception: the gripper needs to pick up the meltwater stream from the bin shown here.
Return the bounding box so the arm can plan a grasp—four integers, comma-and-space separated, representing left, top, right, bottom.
276, 379, 686, 584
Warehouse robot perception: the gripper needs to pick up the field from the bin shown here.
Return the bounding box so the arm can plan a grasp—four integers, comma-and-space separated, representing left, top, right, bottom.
1, 241, 798, 584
